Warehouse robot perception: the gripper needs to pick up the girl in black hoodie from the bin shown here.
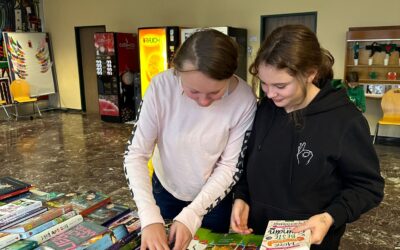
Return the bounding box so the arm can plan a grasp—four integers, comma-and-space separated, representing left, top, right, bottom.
231, 25, 384, 250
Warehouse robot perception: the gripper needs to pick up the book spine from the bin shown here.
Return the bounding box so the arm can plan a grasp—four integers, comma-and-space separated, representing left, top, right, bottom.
0, 187, 31, 201
0, 200, 42, 224
21, 205, 73, 232
0, 207, 48, 230
28, 214, 83, 244
19, 211, 77, 239
0, 233, 21, 249
80, 197, 111, 217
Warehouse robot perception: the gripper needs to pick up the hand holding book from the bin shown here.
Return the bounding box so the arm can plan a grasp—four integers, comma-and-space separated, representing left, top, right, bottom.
292, 212, 334, 245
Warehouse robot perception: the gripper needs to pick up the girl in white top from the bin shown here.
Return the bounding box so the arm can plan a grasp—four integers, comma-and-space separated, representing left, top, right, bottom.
124, 29, 256, 250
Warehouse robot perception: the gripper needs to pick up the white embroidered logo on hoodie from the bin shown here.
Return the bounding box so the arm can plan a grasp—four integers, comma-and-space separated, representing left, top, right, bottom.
297, 142, 313, 166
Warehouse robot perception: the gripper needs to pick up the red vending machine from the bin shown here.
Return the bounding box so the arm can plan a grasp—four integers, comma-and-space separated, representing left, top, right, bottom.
94, 32, 140, 123
138, 26, 180, 97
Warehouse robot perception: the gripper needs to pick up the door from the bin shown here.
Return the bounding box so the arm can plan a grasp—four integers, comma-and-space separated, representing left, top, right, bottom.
75, 25, 106, 114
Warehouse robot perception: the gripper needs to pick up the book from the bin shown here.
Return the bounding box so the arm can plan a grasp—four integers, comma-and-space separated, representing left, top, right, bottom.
19, 211, 77, 239
28, 189, 65, 202
0, 232, 21, 249
0, 207, 48, 231
0, 199, 42, 225
37, 221, 109, 249
3, 205, 73, 233
260, 220, 311, 250
3, 239, 38, 250
84, 203, 130, 227
70, 191, 111, 216
47, 191, 111, 217
28, 214, 84, 244
108, 210, 140, 233
0, 177, 31, 201
1, 192, 33, 203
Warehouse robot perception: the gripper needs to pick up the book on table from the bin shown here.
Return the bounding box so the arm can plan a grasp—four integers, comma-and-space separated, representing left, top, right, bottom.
0, 199, 43, 226
0, 177, 32, 201
0, 232, 21, 249
84, 203, 130, 227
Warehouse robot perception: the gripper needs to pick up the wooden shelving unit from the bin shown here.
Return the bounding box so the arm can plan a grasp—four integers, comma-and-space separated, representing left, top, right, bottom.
345, 26, 400, 88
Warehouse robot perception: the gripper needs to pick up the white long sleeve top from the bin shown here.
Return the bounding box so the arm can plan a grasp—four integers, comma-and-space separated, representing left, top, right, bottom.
123, 69, 256, 236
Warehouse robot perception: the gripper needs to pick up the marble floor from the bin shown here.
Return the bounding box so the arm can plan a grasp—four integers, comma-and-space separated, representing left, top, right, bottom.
0, 111, 399, 249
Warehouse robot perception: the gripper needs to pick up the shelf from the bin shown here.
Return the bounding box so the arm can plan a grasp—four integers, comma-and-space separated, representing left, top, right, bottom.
365, 94, 383, 99
346, 65, 400, 68
359, 79, 400, 84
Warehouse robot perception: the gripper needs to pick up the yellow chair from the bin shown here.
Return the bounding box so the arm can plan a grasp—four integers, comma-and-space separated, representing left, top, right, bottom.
0, 99, 10, 119
10, 79, 42, 120
373, 89, 400, 144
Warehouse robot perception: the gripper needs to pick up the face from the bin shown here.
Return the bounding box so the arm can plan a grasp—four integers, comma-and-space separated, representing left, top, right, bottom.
179, 64, 230, 107
347, 81, 359, 88
258, 63, 315, 112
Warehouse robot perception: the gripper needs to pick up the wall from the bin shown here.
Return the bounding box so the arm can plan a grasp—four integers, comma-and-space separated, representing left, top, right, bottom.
43, 0, 400, 136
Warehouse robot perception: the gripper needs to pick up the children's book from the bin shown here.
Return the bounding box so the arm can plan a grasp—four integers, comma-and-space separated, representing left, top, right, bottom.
0, 177, 32, 201
260, 220, 311, 250
28, 214, 84, 244
3, 239, 38, 250
108, 210, 140, 233
19, 211, 77, 239
3, 205, 73, 233
0, 232, 21, 249
0, 199, 42, 225
84, 203, 130, 227
28, 188, 65, 202
37, 221, 109, 250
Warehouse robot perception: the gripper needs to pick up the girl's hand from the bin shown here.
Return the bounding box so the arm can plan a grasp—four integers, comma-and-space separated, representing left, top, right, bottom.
230, 199, 253, 234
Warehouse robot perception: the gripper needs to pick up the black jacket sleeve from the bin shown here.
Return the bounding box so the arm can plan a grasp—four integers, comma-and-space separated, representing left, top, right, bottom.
326, 115, 384, 228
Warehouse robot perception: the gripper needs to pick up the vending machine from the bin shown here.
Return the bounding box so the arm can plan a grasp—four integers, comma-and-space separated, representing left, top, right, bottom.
180, 27, 247, 80
138, 26, 180, 97
94, 32, 140, 123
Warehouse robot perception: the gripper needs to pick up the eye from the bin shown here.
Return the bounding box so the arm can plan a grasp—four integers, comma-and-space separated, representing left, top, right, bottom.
190, 90, 200, 94
275, 84, 286, 89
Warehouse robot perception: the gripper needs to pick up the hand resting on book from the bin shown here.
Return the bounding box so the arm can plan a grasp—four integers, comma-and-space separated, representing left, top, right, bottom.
292, 212, 334, 245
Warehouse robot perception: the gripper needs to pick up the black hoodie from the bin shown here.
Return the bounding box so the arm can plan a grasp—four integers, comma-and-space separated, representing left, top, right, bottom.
234, 79, 384, 246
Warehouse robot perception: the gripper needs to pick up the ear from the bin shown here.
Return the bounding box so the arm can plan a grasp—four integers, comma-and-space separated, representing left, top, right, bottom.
306, 69, 318, 84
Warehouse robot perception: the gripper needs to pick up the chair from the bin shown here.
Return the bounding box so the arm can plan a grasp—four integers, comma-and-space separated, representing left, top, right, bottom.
373, 89, 400, 144
10, 79, 42, 120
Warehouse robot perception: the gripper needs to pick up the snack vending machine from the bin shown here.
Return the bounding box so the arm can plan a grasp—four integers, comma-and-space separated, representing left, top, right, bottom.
94, 32, 140, 123
138, 26, 180, 97
180, 27, 247, 80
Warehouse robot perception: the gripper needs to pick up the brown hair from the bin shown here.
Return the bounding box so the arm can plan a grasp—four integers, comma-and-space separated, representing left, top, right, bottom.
250, 25, 334, 127
346, 71, 359, 83
173, 29, 239, 80
250, 24, 334, 92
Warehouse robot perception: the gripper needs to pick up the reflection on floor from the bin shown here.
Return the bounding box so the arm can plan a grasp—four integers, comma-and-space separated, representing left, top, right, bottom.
0, 111, 399, 249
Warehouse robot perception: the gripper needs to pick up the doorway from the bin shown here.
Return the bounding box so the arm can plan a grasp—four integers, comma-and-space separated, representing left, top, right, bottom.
75, 25, 106, 114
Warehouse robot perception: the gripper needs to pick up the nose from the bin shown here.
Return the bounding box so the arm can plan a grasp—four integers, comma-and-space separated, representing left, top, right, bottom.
197, 96, 213, 107
264, 86, 277, 99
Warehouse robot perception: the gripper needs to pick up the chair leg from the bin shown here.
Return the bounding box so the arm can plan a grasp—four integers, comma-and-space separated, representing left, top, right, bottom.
14, 103, 18, 121
35, 102, 42, 117
373, 123, 380, 144
1, 105, 10, 119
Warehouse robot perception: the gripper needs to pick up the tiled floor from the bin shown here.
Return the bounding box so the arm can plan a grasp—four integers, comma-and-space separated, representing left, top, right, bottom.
1, 111, 399, 249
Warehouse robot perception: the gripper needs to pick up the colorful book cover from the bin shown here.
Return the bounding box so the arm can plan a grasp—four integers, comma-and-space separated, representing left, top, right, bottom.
3, 205, 73, 233
19, 211, 77, 239
70, 191, 111, 216
84, 203, 130, 227
0, 207, 48, 231
1, 191, 33, 203
108, 210, 140, 233
3, 239, 38, 250
0, 232, 21, 249
0, 177, 31, 201
0, 199, 42, 225
38, 221, 108, 249
76, 232, 113, 250
260, 220, 311, 250
28, 214, 84, 244
107, 227, 141, 250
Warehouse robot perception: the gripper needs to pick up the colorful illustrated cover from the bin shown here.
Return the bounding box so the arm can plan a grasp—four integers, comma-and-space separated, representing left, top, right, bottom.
84, 203, 130, 227
260, 220, 311, 250
3, 205, 73, 233
108, 210, 140, 233
38, 221, 108, 249
0, 177, 32, 201
69, 191, 111, 216
28, 188, 65, 202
